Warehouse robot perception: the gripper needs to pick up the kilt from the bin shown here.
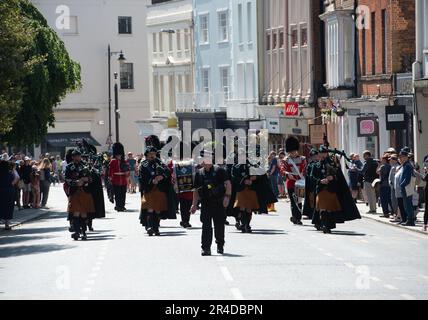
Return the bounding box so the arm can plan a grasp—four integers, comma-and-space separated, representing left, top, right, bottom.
234, 187, 259, 210
141, 186, 168, 213
316, 190, 342, 212
308, 192, 315, 209
68, 189, 95, 214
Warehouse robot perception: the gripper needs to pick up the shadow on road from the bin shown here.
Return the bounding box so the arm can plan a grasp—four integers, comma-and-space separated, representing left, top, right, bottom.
85, 235, 116, 241
331, 231, 367, 237
158, 231, 188, 237
222, 253, 245, 258
231, 229, 286, 235
0, 226, 68, 237
0, 243, 75, 258
0, 235, 57, 246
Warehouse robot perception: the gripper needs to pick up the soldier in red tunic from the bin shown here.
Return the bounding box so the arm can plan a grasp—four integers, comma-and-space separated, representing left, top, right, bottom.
284, 137, 306, 225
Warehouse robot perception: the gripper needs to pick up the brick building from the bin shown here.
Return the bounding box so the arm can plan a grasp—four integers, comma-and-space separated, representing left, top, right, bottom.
320, 0, 415, 159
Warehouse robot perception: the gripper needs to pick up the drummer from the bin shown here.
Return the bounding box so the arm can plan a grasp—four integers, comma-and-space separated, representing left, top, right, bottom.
283, 137, 306, 225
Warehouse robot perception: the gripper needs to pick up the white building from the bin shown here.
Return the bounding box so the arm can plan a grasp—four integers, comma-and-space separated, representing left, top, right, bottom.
32, 0, 150, 156
138, 0, 194, 139
413, 0, 428, 166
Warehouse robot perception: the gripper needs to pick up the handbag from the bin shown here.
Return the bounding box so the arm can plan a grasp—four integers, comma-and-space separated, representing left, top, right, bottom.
405, 176, 416, 197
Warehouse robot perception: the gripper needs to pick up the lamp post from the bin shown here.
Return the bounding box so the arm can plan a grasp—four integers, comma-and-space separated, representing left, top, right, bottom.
107, 45, 126, 146
114, 72, 120, 143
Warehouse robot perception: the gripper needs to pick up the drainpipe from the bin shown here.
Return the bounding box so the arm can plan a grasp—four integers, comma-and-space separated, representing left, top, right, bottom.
413, 0, 423, 164
353, 0, 359, 98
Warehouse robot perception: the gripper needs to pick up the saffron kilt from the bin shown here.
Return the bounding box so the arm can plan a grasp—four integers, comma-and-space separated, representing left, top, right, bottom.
68, 189, 95, 214
234, 187, 260, 211
316, 190, 342, 212
141, 186, 168, 213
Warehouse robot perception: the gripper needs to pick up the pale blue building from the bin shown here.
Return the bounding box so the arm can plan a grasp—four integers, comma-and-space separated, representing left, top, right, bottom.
193, 0, 259, 119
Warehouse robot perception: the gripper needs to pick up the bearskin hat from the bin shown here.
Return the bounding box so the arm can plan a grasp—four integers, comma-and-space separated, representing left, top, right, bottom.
285, 136, 300, 153
112, 142, 125, 158
145, 135, 162, 150
66, 149, 74, 164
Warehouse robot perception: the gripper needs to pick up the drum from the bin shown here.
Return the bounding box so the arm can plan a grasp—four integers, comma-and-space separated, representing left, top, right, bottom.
295, 179, 306, 199
174, 161, 194, 193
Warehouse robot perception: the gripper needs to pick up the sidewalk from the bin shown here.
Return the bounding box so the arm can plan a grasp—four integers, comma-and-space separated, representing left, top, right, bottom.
357, 202, 427, 235
0, 185, 67, 232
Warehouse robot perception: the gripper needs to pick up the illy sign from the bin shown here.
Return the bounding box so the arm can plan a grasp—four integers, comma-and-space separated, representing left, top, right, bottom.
285, 102, 299, 117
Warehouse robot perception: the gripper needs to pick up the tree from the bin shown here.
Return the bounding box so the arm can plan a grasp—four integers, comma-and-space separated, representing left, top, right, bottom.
3, 0, 81, 146
0, 0, 35, 135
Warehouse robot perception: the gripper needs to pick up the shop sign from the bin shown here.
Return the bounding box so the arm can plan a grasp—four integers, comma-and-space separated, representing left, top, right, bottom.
285, 102, 299, 117
357, 117, 379, 137
309, 124, 327, 145
385, 105, 407, 130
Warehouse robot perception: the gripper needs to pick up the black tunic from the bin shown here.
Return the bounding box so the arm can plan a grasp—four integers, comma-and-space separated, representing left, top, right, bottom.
139, 158, 177, 226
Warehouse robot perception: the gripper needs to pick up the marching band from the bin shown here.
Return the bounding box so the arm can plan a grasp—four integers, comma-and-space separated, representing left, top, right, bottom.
63, 135, 361, 249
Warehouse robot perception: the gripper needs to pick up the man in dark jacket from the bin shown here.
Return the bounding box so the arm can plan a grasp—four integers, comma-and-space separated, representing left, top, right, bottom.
361, 151, 379, 213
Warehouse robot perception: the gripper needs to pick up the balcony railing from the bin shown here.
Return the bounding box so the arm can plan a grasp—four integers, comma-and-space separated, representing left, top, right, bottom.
176, 92, 228, 112
225, 99, 259, 119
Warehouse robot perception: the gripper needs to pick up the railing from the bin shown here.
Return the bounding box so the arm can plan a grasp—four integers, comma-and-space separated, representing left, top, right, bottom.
176, 92, 228, 112
225, 99, 259, 119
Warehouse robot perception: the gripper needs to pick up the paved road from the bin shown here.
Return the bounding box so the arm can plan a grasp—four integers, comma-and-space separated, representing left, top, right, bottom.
1, 185, 427, 300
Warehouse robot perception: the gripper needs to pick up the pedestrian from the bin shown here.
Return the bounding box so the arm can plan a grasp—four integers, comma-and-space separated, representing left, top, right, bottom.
12, 161, 23, 210
109, 143, 130, 212
377, 154, 393, 218
19, 157, 32, 209
191, 154, 231, 256
65, 149, 95, 241
267, 151, 279, 212
361, 150, 379, 213
0, 160, 19, 230
394, 148, 415, 226
423, 155, 428, 232
30, 162, 41, 209
277, 151, 287, 198
127, 152, 137, 194
347, 153, 363, 203
388, 154, 400, 221
139, 146, 177, 236
39, 158, 52, 208
283, 137, 306, 225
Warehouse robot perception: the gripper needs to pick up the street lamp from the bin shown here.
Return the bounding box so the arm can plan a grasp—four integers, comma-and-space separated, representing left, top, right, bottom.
107, 45, 126, 146
114, 72, 120, 143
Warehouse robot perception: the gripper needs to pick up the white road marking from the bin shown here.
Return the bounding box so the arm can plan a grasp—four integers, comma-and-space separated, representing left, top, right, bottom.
384, 284, 398, 291
220, 267, 234, 282
230, 288, 244, 300
401, 294, 416, 300
419, 275, 428, 281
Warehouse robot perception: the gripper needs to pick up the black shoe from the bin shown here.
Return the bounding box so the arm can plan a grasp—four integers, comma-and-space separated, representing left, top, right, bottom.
71, 233, 80, 241
245, 225, 252, 233
297, 220, 303, 225
235, 223, 243, 231
81, 233, 87, 241
88, 227, 94, 232
154, 229, 161, 236
405, 222, 416, 227
201, 249, 211, 256
180, 222, 185, 228
322, 227, 332, 234
147, 228, 155, 237
225, 220, 230, 226
217, 246, 224, 255
315, 224, 322, 231
185, 223, 192, 228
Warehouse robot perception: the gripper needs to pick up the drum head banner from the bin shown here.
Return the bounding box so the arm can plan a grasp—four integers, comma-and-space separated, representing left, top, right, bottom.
175, 162, 194, 193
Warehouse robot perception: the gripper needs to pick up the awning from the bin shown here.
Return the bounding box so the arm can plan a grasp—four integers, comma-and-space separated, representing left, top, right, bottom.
45, 132, 101, 147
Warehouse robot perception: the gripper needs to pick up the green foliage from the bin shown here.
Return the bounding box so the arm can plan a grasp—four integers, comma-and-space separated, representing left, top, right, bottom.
0, 0, 35, 135
2, 0, 81, 146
